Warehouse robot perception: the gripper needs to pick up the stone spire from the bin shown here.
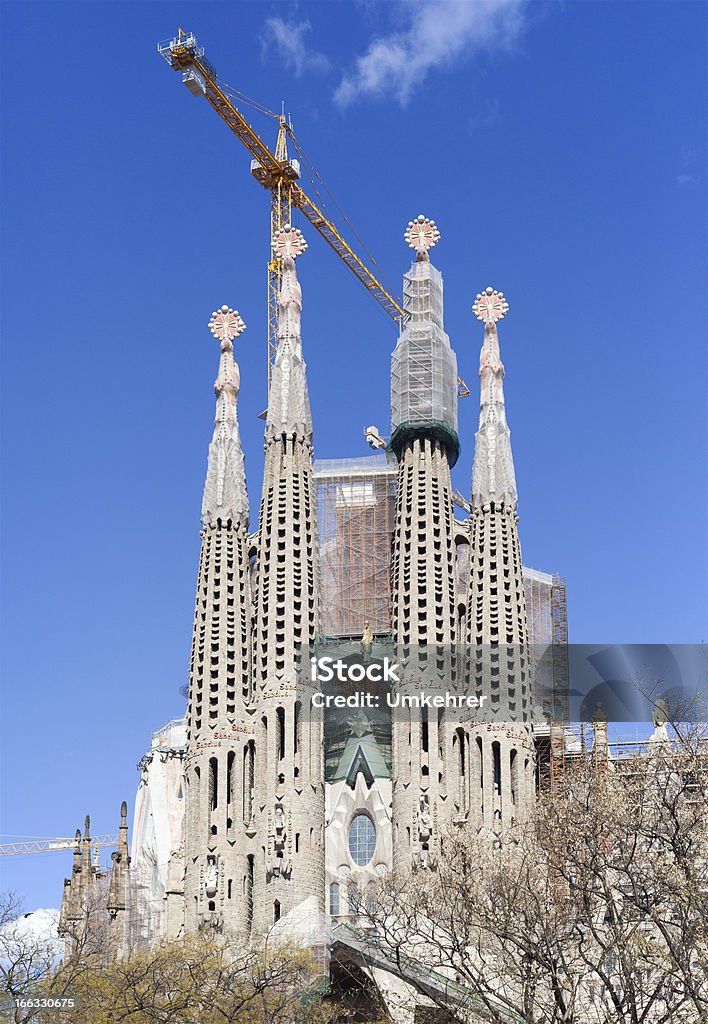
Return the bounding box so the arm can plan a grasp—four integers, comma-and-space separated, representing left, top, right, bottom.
202, 306, 249, 527
252, 224, 324, 934
470, 288, 517, 509
265, 226, 313, 443
107, 801, 130, 914
107, 801, 131, 959
58, 828, 83, 941
464, 289, 534, 831
183, 302, 255, 937
80, 814, 92, 881
58, 816, 94, 960
467, 288, 528, 651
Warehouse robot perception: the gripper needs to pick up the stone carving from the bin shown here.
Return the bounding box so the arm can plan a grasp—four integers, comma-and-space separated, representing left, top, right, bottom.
361, 621, 373, 663
472, 286, 509, 324
204, 856, 218, 898
404, 214, 440, 258
266, 803, 293, 880
208, 305, 246, 344
413, 794, 437, 871
273, 224, 308, 260
274, 804, 285, 832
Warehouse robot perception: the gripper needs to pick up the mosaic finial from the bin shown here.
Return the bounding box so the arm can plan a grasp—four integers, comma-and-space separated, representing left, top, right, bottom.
208, 305, 246, 345
472, 286, 509, 324
404, 214, 440, 256
273, 224, 308, 260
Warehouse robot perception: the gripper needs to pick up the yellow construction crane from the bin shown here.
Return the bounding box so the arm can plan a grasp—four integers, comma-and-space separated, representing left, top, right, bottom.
0, 835, 119, 856
157, 29, 470, 399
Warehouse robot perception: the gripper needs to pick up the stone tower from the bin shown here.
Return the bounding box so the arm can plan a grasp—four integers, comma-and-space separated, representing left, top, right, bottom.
251, 226, 324, 934
463, 288, 534, 828
58, 818, 93, 958
106, 801, 131, 958
389, 217, 461, 872
183, 303, 255, 934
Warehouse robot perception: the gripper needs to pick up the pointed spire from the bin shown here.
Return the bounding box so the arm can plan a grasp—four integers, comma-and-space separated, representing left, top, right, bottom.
59, 828, 84, 936
470, 287, 518, 510
72, 828, 81, 872
119, 800, 128, 846
265, 226, 313, 442
81, 815, 91, 869
108, 800, 130, 915
201, 305, 249, 527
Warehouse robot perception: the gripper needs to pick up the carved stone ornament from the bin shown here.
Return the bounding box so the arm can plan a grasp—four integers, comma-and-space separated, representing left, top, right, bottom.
266, 803, 292, 880
273, 224, 308, 260
412, 794, 437, 871
404, 214, 440, 255
208, 305, 246, 344
204, 855, 218, 898
472, 286, 509, 324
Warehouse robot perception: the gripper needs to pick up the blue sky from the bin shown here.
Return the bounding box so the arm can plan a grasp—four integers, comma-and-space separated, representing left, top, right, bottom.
1, 1, 706, 909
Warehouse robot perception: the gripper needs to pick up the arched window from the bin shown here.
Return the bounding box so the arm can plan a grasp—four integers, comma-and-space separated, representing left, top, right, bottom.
348, 813, 376, 867
329, 882, 340, 916
366, 881, 377, 915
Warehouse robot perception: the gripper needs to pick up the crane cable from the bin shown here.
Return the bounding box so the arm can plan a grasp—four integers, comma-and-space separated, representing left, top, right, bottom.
287, 128, 401, 312
218, 79, 281, 122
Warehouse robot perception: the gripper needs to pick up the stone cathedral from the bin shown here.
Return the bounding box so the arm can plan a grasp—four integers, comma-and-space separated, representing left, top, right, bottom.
60, 216, 558, 970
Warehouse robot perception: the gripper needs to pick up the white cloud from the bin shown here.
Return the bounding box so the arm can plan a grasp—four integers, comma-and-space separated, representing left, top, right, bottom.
335, 0, 528, 108
675, 174, 698, 188
261, 17, 330, 77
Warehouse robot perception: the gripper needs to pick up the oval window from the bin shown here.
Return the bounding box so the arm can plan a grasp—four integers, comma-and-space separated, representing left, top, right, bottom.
348, 813, 376, 866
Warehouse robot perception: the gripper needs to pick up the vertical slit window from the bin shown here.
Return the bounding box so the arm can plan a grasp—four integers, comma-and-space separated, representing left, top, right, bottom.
226, 752, 234, 808
209, 757, 218, 811
492, 741, 501, 797
277, 706, 286, 761
246, 855, 254, 929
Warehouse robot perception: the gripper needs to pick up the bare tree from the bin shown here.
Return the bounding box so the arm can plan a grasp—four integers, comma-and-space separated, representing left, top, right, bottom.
0, 894, 61, 1024
366, 740, 708, 1023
